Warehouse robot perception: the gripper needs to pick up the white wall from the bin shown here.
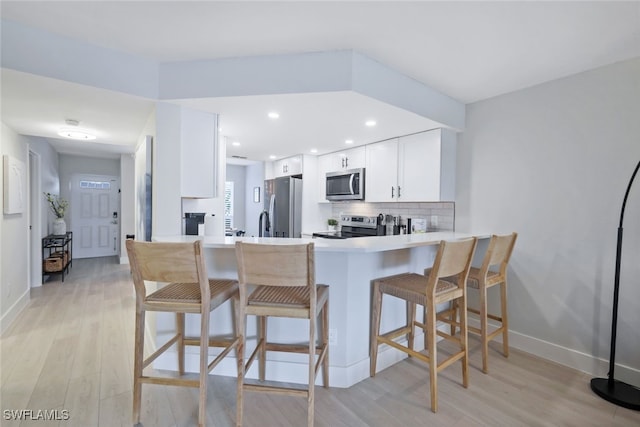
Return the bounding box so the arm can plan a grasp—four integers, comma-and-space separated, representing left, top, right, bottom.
120, 154, 135, 262
457, 58, 640, 384
1, 124, 29, 333
226, 164, 246, 232
244, 162, 265, 237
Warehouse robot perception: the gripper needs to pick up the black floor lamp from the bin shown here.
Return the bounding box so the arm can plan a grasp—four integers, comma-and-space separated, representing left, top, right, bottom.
590, 159, 640, 410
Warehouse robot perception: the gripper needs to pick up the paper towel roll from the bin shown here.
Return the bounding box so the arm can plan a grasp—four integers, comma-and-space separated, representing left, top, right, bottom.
204, 214, 216, 236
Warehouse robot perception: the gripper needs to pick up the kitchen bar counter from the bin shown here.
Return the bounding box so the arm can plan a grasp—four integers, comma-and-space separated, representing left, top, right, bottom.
154, 231, 489, 252
151, 232, 490, 388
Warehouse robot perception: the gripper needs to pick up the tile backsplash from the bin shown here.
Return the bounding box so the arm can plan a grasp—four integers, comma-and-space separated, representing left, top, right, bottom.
330, 202, 455, 232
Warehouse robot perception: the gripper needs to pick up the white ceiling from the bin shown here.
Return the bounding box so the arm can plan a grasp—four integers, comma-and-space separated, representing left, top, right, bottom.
1, 1, 639, 161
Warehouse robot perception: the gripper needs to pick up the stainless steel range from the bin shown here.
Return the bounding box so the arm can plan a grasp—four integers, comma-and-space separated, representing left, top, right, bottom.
312, 215, 385, 239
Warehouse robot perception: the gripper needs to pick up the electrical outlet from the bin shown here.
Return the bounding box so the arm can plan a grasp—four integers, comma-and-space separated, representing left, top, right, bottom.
329, 328, 337, 346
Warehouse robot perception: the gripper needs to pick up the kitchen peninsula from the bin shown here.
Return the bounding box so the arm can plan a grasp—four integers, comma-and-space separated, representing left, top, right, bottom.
152, 232, 489, 388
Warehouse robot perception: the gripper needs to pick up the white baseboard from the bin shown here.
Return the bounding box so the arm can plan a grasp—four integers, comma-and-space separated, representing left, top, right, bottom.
468, 317, 640, 387
119, 256, 129, 265
1, 289, 30, 336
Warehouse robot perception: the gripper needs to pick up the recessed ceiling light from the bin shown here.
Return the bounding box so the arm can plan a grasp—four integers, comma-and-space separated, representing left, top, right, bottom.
269, 155, 277, 160
345, 139, 354, 145
268, 112, 280, 119
365, 120, 377, 127
231, 141, 240, 146
310, 148, 318, 154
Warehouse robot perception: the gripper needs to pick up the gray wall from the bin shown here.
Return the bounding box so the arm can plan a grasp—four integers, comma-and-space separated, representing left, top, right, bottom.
457, 58, 640, 384
1, 124, 29, 332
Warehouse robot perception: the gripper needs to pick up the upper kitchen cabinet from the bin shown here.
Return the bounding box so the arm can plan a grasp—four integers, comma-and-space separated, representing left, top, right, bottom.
181, 108, 218, 198
317, 146, 366, 201
324, 146, 366, 171
266, 154, 303, 179
365, 129, 456, 202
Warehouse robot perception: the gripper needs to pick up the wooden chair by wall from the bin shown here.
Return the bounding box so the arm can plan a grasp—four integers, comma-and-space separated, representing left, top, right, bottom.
463, 232, 517, 373
126, 240, 242, 427
234, 242, 329, 427
370, 237, 477, 413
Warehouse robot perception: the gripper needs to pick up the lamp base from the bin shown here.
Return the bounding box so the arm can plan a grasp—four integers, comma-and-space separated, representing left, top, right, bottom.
591, 377, 640, 411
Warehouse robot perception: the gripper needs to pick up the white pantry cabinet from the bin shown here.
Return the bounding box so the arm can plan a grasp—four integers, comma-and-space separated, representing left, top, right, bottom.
365, 129, 456, 202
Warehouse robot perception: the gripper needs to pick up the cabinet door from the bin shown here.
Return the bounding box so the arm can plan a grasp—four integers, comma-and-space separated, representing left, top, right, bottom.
398, 130, 441, 201
365, 139, 398, 202
271, 155, 303, 178
317, 154, 334, 201
286, 155, 303, 175
181, 109, 217, 198
341, 146, 366, 170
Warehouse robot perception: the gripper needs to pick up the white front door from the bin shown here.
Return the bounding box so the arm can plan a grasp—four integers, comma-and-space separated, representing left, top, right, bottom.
71, 174, 120, 259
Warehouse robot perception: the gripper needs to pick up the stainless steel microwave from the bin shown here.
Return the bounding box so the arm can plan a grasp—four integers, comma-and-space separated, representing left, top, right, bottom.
326, 168, 365, 201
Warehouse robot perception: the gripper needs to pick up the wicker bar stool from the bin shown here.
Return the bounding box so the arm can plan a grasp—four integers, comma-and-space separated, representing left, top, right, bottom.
234, 241, 329, 427
126, 240, 242, 427
370, 237, 477, 412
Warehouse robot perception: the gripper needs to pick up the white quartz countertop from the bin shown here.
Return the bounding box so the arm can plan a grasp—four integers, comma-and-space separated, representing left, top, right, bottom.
153, 231, 491, 253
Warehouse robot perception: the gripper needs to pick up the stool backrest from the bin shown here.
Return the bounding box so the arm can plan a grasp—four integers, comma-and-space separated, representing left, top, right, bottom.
235, 242, 315, 288
126, 240, 210, 302
480, 233, 518, 278
428, 237, 477, 294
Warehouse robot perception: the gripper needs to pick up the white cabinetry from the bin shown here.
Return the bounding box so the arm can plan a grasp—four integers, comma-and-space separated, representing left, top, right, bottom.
181, 108, 218, 198
324, 146, 366, 171
316, 146, 366, 201
364, 139, 398, 202
365, 129, 455, 202
266, 155, 303, 179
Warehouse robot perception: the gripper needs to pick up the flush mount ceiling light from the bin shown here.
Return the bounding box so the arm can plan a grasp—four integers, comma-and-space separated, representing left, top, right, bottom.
345, 139, 354, 145
57, 119, 96, 140
267, 111, 280, 119
310, 148, 318, 154
365, 120, 377, 127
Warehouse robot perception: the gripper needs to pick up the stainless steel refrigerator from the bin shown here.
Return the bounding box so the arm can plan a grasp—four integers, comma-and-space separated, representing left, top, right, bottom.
262, 176, 302, 238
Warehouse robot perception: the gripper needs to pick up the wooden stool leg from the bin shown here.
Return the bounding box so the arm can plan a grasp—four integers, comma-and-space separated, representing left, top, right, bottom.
308, 310, 316, 427
198, 310, 210, 427
177, 312, 185, 374
460, 294, 469, 388
234, 296, 244, 427
322, 300, 329, 387
500, 281, 509, 357
133, 309, 145, 425
450, 299, 458, 336
480, 286, 489, 374
258, 315, 266, 381
370, 282, 383, 377
426, 303, 438, 413
407, 301, 416, 352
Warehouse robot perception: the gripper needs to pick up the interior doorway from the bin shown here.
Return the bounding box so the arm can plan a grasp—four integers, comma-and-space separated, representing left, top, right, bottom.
29, 150, 42, 287
71, 174, 120, 259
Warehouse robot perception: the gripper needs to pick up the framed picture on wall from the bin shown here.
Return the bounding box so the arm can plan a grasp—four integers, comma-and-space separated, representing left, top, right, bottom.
3, 155, 26, 214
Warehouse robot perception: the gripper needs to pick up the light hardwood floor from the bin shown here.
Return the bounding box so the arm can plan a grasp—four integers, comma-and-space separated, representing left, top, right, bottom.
1, 257, 638, 426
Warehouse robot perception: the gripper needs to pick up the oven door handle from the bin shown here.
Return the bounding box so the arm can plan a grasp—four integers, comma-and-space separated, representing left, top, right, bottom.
349, 173, 356, 195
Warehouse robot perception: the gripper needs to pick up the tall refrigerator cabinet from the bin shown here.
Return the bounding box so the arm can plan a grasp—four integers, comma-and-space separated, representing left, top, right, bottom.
263, 176, 302, 238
